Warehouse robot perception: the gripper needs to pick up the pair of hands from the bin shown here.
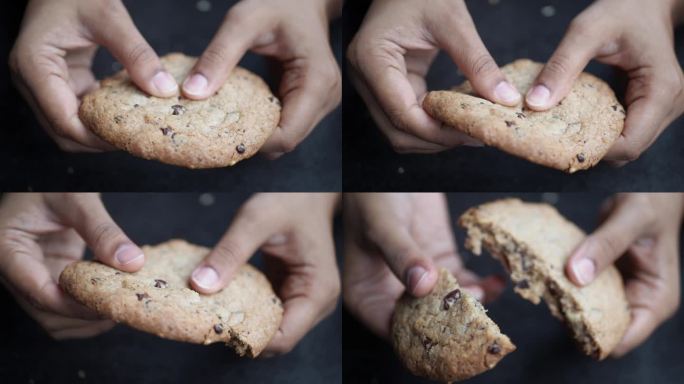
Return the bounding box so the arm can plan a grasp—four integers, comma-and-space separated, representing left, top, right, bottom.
343, 193, 683, 357
0, 193, 341, 356
9, 0, 341, 156
348, 0, 684, 162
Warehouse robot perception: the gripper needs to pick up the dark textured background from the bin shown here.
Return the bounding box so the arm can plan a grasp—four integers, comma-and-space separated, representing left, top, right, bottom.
0, 193, 342, 383
343, 193, 684, 384
0, 0, 341, 192
343, 0, 684, 192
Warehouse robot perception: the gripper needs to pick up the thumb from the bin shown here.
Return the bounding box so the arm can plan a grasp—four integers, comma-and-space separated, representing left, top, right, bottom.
565, 199, 647, 286
90, 4, 178, 97
46, 194, 145, 272
430, 8, 520, 106
525, 19, 606, 111
190, 207, 276, 294
369, 225, 438, 297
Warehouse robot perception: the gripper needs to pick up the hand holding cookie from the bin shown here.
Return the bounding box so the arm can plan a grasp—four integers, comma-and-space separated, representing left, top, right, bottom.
565, 193, 684, 357
342, 193, 505, 338
182, 0, 342, 158
347, 0, 518, 154
528, 0, 684, 164
189, 193, 341, 356
0, 193, 145, 339
9, 0, 178, 152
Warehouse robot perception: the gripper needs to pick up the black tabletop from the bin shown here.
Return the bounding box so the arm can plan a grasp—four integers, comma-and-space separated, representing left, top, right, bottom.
0, 0, 342, 192
0, 193, 342, 384
343, 193, 684, 384
342, 0, 684, 192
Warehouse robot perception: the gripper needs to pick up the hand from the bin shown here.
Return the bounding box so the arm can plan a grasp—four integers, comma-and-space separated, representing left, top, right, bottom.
565, 193, 683, 357
9, 0, 178, 152
526, 0, 684, 164
189, 193, 341, 356
342, 193, 505, 338
347, 0, 519, 154
181, 0, 342, 158
0, 193, 146, 339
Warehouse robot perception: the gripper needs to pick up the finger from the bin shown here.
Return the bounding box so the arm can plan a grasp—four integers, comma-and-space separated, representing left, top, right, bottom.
45, 194, 144, 272
190, 207, 277, 294
262, 296, 321, 356
611, 307, 660, 357
90, 4, 177, 97
566, 200, 648, 286
182, 5, 274, 99
366, 223, 438, 297
50, 319, 116, 340
260, 55, 341, 154
604, 73, 678, 163
430, 12, 520, 106
525, 19, 607, 111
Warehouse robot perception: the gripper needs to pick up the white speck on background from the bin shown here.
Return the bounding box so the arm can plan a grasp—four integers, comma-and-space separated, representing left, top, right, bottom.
488, 0, 500, 5
397, 167, 405, 175
199, 193, 215, 206
111, 62, 122, 71
541, 192, 559, 205
196, 0, 212, 12
541, 5, 556, 17
77, 370, 86, 380
67, 166, 74, 175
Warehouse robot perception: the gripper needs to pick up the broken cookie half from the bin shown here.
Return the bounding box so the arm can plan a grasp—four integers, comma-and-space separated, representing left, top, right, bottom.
59, 239, 283, 357
392, 268, 515, 382
459, 199, 630, 359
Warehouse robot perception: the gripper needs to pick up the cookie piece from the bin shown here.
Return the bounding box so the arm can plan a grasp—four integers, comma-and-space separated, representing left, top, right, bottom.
59, 239, 282, 357
392, 268, 515, 382
423, 59, 625, 173
459, 199, 630, 359
80, 53, 281, 168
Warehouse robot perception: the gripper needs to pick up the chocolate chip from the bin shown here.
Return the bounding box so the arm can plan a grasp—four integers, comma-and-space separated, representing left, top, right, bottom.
90, 278, 99, 285
576, 153, 586, 163
516, 279, 530, 289
171, 104, 186, 115
160, 127, 173, 136
236, 144, 246, 154
154, 279, 167, 288
133, 104, 140, 108
136, 293, 149, 301
114, 115, 123, 124
213, 324, 223, 334
421, 335, 435, 351
611, 105, 618, 111
115, 272, 121, 275
488, 342, 501, 354
516, 112, 526, 119
505, 120, 515, 128
268, 96, 280, 106
442, 289, 462, 310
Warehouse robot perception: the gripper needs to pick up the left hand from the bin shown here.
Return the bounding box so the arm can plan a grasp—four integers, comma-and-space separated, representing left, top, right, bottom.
189, 193, 341, 356
525, 0, 684, 165
181, 0, 342, 158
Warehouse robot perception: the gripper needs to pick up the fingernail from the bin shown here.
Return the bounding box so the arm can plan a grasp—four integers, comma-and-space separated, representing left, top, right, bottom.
151, 71, 178, 96
192, 266, 219, 289
114, 244, 144, 266
406, 266, 428, 294
266, 234, 288, 246
183, 73, 208, 96
526, 84, 551, 108
572, 258, 596, 286
494, 81, 521, 105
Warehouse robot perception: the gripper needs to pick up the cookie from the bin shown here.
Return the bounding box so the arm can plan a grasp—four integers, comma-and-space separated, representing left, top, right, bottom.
80, 53, 281, 168
423, 59, 625, 173
459, 199, 630, 359
59, 239, 283, 357
391, 268, 515, 382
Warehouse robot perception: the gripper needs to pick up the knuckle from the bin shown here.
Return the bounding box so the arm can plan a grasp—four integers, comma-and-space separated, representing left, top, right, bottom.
617, 143, 643, 163
126, 43, 156, 68
200, 46, 230, 70
544, 54, 572, 78
91, 222, 121, 252
468, 53, 498, 77
212, 240, 245, 266
589, 235, 622, 261
268, 340, 295, 355
277, 136, 302, 153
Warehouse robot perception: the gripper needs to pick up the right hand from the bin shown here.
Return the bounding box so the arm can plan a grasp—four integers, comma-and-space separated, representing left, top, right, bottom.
0, 193, 145, 339
342, 193, 505, 338
9, 0, 178, 152
347, 0, 519, 154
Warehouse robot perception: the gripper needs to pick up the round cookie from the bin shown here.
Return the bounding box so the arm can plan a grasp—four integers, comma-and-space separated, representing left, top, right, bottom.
79, 53, 281, 168
423, 59, 625, 173
392, 268, 515, 382
59, 239, 283, 357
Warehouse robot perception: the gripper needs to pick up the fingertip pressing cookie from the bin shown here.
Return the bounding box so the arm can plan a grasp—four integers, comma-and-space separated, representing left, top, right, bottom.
391, 268, 515, 382
459, 199, 630, 359
423, 59, 625, 173
79, 53, 281, 168
59, 239, 283, 357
